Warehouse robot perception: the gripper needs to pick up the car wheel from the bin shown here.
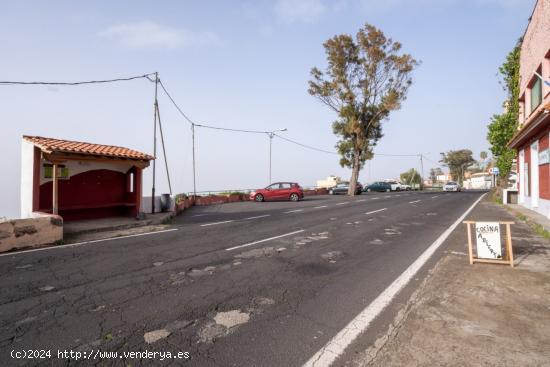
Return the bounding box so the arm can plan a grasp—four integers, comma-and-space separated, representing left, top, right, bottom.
255, 194, 264, 202
290, 193, 299, 202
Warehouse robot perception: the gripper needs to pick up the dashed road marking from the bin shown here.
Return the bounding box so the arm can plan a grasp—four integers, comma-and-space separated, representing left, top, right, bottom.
226, 230, 305, 251
284, 209, 304, 213
0, 228, 179, 257
365, 208, 387, 215
244, 214, 271, 220
371, 197, 380, 200
356, 199, 367, 202
303, 193, 487, 367
409, 200, 421, 204
201, 220, 234, 227
431, 195, 439, 199
314, 205, 328, 209
335, 202, 349, 206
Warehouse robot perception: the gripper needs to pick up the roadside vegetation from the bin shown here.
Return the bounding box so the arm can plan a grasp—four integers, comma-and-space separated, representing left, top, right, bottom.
487, 41, 521, 185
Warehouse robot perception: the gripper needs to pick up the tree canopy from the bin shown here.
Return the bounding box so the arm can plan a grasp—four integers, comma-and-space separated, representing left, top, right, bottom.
401, 168, 421, 185
440, 150, 475, 183
309, 23, 418, 195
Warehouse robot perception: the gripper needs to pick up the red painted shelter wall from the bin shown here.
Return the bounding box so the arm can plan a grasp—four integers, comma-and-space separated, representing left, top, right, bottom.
39, 169, 137, 221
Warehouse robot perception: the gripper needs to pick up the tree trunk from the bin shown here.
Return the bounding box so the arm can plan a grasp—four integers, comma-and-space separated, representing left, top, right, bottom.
348, 151, 361, 195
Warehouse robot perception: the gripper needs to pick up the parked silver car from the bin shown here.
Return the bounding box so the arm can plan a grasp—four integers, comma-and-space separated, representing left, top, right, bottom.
443, 181, 461, 192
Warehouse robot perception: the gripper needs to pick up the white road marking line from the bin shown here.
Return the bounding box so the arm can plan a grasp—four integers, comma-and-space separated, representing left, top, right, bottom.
409, 200, 421, 204
285, 209, 304, 213
384, 195, 391, 198
0, 229, 179, 258
356, 199, 367, 202
244, 214, 271, 220
226, 230, 305, 251
200, 220, 234, 227
431, 195, 439, 199
303, 193, 487, 367
314, 205, 328, 209
365, 208, 387, 215
192, 214, 209, 217
371, 197, 380, 200
335, 202, 349, 206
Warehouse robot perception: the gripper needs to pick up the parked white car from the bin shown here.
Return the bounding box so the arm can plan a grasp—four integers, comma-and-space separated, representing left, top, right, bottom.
385, 180, 404, 191
443, 181, 461, 192
400, 183, 412, 191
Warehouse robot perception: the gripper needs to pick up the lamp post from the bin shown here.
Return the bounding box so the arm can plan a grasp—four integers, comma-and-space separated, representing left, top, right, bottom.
267, 128, 287, 184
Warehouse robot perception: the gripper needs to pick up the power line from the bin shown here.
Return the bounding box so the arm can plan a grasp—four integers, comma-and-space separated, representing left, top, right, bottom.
0, 73, 156, 86
158, 78, 273, 134
157, 79, 195, 125
273, 133, 339, 155
158, 78, 425, 161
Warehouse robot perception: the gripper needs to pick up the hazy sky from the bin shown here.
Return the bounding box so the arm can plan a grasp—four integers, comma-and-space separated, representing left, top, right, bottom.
0, 0, 536, 218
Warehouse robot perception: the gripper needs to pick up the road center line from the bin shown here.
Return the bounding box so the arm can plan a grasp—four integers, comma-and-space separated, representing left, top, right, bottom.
303, 193, 487, 367
431, 195, 439, 199
314, 205, 328, 209
356, 199, 367, 202
200, 220, 234, 227
285, 209, 304, 213
244, 214, 271, 220
409, 200, 421, 204
0, 228, 180, 257
365, 208, 387, 215
335, 202, 349, 206
226, 229, 305, 251
371, 197, 380, 200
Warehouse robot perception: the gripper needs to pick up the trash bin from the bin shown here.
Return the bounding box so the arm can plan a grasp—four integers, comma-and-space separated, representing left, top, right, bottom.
160, 194, 171, 212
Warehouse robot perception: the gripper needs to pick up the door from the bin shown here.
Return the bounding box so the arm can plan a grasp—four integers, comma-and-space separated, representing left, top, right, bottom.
531, 142, 539, 207
278, 183, 292, 200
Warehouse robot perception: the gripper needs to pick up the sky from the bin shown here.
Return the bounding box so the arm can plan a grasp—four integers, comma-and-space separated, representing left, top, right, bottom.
0, 0, 536, 219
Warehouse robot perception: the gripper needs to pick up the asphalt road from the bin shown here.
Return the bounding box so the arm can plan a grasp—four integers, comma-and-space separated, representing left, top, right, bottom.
0, 190, 485, 366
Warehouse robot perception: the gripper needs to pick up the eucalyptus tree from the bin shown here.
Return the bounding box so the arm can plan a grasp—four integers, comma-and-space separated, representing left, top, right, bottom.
309, 23, 418, 195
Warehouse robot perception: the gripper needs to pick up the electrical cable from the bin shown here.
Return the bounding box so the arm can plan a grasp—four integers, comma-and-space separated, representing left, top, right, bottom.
0, 73, 156, 86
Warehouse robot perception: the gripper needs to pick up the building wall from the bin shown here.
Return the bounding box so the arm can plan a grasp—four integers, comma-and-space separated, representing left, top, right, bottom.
20, 140, 36, 219
519, 0, 550, 123
517, 127, 550, 217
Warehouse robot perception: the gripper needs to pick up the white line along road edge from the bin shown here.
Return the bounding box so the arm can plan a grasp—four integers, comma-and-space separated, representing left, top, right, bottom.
226, 229, 305, 251
0, 228, 179, 258
303, 193, 486, 367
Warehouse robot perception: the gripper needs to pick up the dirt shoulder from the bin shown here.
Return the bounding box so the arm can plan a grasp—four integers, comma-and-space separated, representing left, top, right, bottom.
354, 197, 550, 366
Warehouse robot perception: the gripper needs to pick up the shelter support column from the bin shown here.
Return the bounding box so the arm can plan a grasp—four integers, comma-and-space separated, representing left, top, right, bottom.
52, 163, 59, 215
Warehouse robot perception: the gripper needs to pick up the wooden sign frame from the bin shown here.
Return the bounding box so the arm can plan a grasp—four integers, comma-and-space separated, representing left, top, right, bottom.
463, 221, 515, 268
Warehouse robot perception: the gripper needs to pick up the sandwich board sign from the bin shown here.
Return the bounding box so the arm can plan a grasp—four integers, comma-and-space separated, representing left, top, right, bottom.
463, 221, 515, 267
475, 222, 501, 259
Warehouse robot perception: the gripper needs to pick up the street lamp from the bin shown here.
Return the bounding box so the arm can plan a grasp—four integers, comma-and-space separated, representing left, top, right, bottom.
267, 128, 287, 184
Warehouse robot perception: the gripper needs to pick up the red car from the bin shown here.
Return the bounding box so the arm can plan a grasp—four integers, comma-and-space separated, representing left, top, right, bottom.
250, 182, 304, 202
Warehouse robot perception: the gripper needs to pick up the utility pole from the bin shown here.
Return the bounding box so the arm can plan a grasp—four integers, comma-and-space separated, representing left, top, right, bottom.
267, 128, 287, 185
151, 72, 158, 214
192, 123, 197, 197
419, 154, 425, 190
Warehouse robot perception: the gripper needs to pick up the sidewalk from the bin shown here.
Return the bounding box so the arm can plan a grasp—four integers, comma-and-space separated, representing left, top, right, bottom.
63, 212, 174, 244
353, 197, 550, 366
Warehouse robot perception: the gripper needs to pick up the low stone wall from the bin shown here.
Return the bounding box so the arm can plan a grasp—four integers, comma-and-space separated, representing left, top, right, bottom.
0, 213, 63, 253
174, 189, 328, 214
